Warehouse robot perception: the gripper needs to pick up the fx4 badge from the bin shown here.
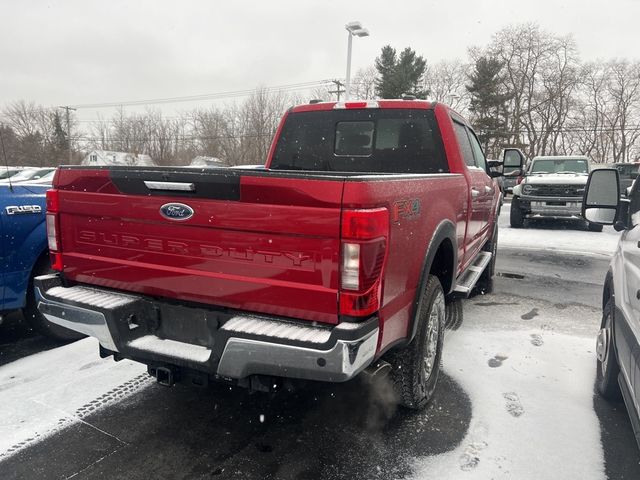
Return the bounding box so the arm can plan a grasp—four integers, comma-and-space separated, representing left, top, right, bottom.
392, 198, 421, 222
159, 202, 194, 221
5, 205, 42, 215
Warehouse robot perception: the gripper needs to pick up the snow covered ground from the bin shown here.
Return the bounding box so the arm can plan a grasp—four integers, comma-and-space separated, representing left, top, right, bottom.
410, 210, 614, 479
412, 295, 606, 479
500, 224, 619, 257
0, 339, 148, 459
499, 201, 620, 256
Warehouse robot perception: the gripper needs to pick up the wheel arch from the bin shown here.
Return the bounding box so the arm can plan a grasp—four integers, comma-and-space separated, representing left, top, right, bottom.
407, 220, 457, 344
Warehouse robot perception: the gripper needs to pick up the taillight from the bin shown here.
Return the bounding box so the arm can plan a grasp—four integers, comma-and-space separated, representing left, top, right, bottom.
46, 189, 63, 271
339, 208, 389, 317
46, 214, 59, 251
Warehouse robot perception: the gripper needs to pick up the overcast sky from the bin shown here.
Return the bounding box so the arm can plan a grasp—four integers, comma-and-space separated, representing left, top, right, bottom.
1, 0, 639, 120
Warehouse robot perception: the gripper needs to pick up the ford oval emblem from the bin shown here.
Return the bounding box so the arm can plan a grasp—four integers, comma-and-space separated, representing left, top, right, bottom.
159, 202, 194, 221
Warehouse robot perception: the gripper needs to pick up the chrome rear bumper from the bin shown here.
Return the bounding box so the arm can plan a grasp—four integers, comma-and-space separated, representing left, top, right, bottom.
34, 274, 378, 383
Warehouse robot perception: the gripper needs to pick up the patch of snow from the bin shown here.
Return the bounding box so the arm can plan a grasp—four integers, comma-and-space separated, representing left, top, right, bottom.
498, 206, 619, 256
411, 328, 605, 480
500, 226, 619, 256
0, 338, 147, 459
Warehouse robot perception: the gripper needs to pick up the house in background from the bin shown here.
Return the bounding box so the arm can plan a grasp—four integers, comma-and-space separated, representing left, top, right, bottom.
82, 150, 156, 167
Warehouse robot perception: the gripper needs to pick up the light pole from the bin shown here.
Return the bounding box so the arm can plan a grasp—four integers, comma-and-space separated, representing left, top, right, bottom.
344, 21, 369, 100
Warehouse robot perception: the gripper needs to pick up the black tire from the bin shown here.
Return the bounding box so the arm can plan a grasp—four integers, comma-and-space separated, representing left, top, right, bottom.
475, 223, 498, 295
588, 222, 604, 232
445, 297, 463, 331
596, 300, 622, 400
510, 196, 524, 228
23, 256, 85, 341
387, 275, 445, 410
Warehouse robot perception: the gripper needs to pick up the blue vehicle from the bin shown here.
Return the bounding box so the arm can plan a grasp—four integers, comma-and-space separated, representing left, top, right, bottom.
0, 179, 81, 340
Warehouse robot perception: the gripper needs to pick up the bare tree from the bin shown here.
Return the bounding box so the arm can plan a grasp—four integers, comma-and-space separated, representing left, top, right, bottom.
423, 60, 470, 112
604, 60, 640, 162
351, 66, 378, 100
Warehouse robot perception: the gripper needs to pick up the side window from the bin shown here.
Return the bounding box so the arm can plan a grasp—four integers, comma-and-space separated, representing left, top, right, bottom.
467, 129, 487, 171
453, 121, 475, 167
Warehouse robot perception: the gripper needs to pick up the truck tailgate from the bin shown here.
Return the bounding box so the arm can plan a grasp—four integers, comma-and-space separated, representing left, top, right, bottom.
53, 168, 344, 324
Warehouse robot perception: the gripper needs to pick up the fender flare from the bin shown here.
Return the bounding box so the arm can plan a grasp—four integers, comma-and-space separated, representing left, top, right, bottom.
407, 220, 458, 344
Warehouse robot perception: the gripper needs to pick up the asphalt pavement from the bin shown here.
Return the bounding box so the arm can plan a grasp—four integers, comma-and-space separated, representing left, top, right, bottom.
1, 209, 639, 479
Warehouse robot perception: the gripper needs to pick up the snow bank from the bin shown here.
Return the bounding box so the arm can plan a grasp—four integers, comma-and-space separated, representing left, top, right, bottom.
411, 328, 605, 480
0, 338, 148, 459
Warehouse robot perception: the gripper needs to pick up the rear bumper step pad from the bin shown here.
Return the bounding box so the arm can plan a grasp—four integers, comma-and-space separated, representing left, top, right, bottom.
34, 274, 378, 383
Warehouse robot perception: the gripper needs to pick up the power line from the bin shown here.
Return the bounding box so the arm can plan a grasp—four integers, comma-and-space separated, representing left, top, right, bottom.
69, 80, 331, 109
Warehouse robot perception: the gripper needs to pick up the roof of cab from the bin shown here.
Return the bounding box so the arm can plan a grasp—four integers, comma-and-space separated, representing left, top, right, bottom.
290, 99, 435, 113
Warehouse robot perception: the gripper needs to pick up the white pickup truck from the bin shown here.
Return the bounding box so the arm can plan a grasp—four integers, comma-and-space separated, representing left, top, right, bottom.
509, 155, 601, 231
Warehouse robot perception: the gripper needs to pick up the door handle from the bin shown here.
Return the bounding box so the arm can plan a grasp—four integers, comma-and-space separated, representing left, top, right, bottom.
485, 185, 493, 193
471, 188, 480, 198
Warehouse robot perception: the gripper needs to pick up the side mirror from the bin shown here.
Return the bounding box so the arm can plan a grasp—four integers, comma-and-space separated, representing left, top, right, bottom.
582, 169, 620, 226
487, 159, 503, 178
502, 148, 525, 171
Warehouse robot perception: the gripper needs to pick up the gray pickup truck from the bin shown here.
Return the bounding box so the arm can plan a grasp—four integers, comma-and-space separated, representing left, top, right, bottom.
509, 155, 601, 231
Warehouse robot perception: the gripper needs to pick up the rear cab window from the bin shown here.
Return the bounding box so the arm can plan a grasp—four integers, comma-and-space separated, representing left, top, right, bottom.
270, 108, 448, 174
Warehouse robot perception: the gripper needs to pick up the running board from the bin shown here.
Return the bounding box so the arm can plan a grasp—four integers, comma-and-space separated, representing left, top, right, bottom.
453, 251, 492, 297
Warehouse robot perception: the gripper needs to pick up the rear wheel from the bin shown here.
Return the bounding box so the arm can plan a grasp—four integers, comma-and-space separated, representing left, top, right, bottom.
596, 299, 621, 400
387, 275, 445, 410
510, 197, 524, 228
23, 257, 85, 341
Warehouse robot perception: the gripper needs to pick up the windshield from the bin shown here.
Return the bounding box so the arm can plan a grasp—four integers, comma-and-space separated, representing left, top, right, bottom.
271, 109, 448, 173
6, 168, 51, 181
28, 170, 55, 182
0, 168, 21, 179
530, 159, 588, 174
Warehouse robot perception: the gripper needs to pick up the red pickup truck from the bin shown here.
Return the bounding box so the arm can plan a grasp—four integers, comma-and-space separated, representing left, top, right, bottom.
35, 100, 514, 409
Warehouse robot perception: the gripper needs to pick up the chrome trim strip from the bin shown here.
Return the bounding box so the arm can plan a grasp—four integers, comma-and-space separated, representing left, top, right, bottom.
520, 195, 583, 202
144, 181, 195, 191
216, 328, 378, 382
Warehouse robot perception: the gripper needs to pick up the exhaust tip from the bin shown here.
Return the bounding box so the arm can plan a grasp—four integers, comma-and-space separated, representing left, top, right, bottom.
362, 360, 392, 382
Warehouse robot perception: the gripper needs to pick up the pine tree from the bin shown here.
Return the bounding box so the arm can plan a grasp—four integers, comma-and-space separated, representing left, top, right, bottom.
466, 56, 512, 155
375, 46, 428, 99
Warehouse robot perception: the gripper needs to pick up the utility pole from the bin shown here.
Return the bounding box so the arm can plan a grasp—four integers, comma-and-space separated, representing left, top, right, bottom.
58, 106, 76, 163
328, 79, 345, 101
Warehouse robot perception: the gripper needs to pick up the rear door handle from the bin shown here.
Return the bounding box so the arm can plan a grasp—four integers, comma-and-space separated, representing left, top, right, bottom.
485, 186, 493, 193
471, 188, 480, 198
